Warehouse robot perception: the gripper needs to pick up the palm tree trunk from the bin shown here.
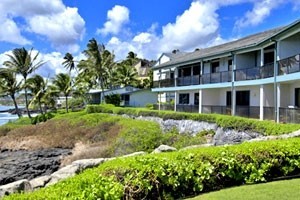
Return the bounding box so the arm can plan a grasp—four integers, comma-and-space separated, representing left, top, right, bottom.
11, 94, 22, 118
38, 98, 44, 115
24, 79, 32, 118
100, 77, 105, 103
65, 95, 69, 113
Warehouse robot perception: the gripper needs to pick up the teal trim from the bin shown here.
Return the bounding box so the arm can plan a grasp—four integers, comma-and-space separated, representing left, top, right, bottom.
277, 72, 300, 83
152, 82, 232, 92
234, 77, 274, 86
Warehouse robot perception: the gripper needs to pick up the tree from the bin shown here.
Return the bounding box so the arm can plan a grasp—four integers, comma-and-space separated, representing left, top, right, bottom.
27, 75, 47, 114
0, 68, 22, 118
3, 47, 45, 118
62, 52, 76, 74
78, 38, 116, 102
53, 73, 72, 113
115, 64, 139, 87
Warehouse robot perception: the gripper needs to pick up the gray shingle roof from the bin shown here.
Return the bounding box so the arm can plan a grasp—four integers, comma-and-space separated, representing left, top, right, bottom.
153, 20, 300, 69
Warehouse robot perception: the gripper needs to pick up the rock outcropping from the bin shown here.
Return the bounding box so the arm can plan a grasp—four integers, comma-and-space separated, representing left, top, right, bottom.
0, 148, 71, 186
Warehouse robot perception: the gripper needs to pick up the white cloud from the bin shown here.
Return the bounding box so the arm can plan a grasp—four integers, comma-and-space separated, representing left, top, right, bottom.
234, 0, 284, 29
28, 7, 85, 53
0, 0, 85, 53
0, 18, 31, 45
97, 5, 130, 36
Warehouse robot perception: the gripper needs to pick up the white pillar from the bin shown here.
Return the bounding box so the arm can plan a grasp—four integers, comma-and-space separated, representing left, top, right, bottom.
277, 83, 280, 123
199, 89, 202, 113
260, 48, 264, 67
174, 91, 178, 112
259, 85, 264, 120
158, 93, 161, 111
232, 87, 236, 116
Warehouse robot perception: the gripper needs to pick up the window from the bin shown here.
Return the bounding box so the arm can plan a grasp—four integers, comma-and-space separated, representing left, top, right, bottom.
228, 59, 233, 71
179, 93, 189, 104
226, 91, 250, 106
193, 65, 200, 75
295, 88, 300, 107
194, 93, 199, 105
211, 61, 220, 73
264, 51, 274, 64
178, 67, 191, 77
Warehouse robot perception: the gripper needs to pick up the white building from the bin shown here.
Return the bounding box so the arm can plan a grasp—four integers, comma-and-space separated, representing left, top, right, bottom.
152, 20, 300, 123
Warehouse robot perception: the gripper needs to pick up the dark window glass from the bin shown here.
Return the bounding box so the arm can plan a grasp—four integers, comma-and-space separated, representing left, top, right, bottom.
228, 59, 233, 71
226, 91, 232, 106
179, 93, 189, 104
193, 65, 200, 75
295, 88, 300, 107
194, 93, 199, 105
211, 61, 220, 73
236, 91, 250, 106
264, 51, 274, 64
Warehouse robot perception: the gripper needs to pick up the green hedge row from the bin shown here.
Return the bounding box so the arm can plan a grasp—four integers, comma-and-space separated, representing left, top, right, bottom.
6, 138, 300, 199
86, 104, 300, 135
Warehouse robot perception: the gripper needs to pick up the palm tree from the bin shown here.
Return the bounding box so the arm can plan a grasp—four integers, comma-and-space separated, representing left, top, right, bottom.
78, 38, 116, 102
53, 73, 72, 113
27, 75, 47, 114
115, 64, 139, 87
3, 47, 45, 118
0, 68, 22, 118
62, 52, 76, 75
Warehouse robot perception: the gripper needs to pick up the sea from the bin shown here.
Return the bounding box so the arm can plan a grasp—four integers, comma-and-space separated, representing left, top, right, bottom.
0, 105, 19, 126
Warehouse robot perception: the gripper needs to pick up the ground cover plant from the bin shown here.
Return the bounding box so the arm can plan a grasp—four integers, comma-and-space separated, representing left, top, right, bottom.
86, 104, 300, 135
4, 137, 300, 199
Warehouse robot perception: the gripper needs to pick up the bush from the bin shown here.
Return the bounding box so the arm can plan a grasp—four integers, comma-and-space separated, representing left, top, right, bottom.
105, 94, 121, 106
6, 138, 300, 199
86, 104, 300, 135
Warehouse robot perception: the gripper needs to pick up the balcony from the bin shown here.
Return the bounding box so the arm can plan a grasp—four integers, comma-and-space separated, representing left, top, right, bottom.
278, 54, 300, 75
176, 75, 200, 86
153, 78, 175, 88
152, 54, 300, 88
201, 71, 232, 84
235, 63, 274, 81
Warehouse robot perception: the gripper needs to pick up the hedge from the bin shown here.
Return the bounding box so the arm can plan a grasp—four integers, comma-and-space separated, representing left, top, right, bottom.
5, 138, 300, 199
86, 104, 300, 135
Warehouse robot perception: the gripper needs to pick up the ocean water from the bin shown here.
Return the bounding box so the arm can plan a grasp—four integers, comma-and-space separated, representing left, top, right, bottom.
0, 105, 19, 126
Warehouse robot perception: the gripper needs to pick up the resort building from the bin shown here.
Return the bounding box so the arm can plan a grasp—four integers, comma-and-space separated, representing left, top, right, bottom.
152, 20, 300, 123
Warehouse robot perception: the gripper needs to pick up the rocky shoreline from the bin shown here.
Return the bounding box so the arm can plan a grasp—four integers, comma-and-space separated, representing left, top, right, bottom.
0, 148, 71, 186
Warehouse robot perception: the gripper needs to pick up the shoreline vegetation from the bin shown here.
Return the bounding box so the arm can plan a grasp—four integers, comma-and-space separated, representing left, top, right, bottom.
1, 105, 300, 199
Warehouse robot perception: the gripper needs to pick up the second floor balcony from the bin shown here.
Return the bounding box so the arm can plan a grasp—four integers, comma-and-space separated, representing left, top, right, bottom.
153, 53, 300, 88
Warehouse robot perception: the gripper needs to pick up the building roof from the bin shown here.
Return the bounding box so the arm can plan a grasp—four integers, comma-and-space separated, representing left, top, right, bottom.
153, 19, 300, 69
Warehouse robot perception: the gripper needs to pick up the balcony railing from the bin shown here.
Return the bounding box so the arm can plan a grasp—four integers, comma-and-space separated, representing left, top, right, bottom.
152, 54, 300, 88
153, 78, 175, 88
201, 71, 232, 84
153, 104, 300, 124
177, 75, 200, 86
278, 54, 300, 75
235, 63, 274, 81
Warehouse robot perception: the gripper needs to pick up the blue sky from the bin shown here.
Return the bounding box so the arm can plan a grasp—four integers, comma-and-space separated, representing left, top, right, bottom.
0, 0, 299, 77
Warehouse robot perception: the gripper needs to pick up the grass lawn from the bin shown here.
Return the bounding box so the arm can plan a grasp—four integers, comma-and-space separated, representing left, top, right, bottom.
189, 178, 300, 200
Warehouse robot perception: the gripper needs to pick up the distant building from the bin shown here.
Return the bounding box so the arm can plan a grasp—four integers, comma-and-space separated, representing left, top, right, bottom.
88, 86, 157, 107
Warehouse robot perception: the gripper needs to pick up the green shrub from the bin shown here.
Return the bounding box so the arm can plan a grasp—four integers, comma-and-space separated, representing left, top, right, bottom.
105, 94, 121, 106
86, 104, 300, 135
6, 138, 300, 199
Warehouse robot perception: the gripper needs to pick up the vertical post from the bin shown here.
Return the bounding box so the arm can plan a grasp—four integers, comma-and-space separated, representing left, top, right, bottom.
231, 52, 236, 116
260, 85, 264, 120
277, 83, 281, 123
174, 91, 178, 112
199, 89, 202, 113
200, 60, 203, 84
158, 70, 161, 111
273, 40, 279, 122
259, 48, 264, 120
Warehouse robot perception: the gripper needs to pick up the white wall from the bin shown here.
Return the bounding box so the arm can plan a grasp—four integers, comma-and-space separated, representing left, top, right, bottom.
236, 52, 256, 69
202, 89, 221, 105
264, 84, 274, 107
129, 90, 158, 107
279, 33, 300, 59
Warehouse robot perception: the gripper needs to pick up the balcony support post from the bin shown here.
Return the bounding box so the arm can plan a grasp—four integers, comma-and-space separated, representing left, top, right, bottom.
231, 52, 236, 116
277, 83, 281, 123
199, 89, 202, 113
174, 91, 178, 112
259, 85, 264, 120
